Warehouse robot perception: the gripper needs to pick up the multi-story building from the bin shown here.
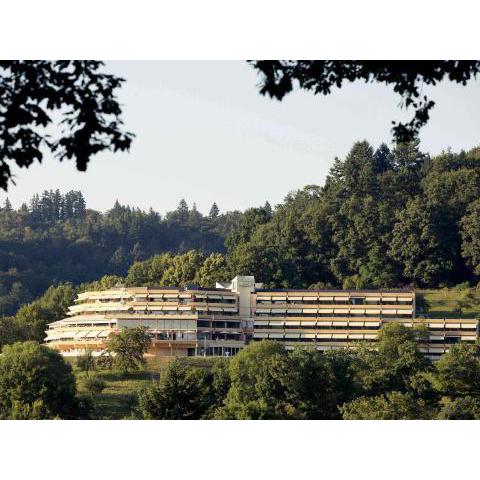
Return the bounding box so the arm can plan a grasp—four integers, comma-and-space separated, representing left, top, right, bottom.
251, 288, 478, 360
45, 276, 479, 360
45, 284, 247, 357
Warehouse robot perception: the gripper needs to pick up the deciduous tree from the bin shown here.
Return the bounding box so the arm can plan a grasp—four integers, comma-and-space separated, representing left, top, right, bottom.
106, 326, 151, 373
340, 391, 432, 420
0, 341, 80, 419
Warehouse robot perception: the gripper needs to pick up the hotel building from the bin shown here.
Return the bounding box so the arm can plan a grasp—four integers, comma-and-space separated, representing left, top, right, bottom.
45, 282, 248, 357
45, 276, 478, 359
251, 287, 478, 360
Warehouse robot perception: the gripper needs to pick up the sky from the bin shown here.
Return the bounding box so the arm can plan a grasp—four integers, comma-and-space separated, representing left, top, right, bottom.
1, 61, 480, 215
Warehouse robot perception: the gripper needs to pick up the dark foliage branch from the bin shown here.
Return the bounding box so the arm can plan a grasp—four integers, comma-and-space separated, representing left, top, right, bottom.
0, 61, 134, 190
249, 60, 480, 143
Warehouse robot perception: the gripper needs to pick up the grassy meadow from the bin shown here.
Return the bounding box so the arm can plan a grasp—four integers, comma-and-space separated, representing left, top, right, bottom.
72, 356, 216, 419
417, 286, 480, 318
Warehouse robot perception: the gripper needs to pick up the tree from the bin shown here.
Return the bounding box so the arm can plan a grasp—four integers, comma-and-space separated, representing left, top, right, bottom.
194, 253, 230, 287
109, 246, 130, 273
430, 342, 480, 397
263, 201, 273, 217
215, 343, 359, 420
161, 250, 205, 287
81, 275, 124, 293
215, 341, 298, 420
287, 348, 358, 419
340, 391, 431, 420
125, 254, 173, 286
0, 316, 23, 348
206, 358, 231, 417
437, 396, 480, 420
77, 350, 96, 376
460, 199, 480, 277
226, 205, 273, 252
174, 199, 189, 224
226, 188, 332, 288
131, 241, 146, 261
106, 326, 151, 373
188, 203, 202, 228
137, 358, 218, 419
250, 61, 480, 143
0, 61, 133, 190
0, 341, 80, 419
13, 283, 77, 343
209, 202, 220, 218
354, 323, 430, 396
389, 197, 454, 286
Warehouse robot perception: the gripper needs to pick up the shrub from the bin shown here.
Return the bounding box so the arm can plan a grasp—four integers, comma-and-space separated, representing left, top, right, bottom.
83, 375, 106, 397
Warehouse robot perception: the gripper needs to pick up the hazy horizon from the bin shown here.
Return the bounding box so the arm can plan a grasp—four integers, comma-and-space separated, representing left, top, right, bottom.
1, 60, 479, 215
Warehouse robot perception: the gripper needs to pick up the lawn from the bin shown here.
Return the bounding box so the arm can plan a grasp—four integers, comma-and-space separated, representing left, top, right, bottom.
72, 356, 216, 419
417, 286, 480, 318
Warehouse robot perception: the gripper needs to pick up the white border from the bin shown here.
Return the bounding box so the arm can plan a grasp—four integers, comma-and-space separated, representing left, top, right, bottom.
1, 0, 479, 59
0, 420, 477, 479
1, 2, 479, 477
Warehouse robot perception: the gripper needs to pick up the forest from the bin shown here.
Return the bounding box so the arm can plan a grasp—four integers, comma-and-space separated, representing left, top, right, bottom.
1, 140, 480, 346
0, 190, 244, 316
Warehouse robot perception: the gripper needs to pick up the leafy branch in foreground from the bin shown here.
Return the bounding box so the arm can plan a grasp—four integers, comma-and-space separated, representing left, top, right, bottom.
250, 60, 480, 143
0, 61, 134, 190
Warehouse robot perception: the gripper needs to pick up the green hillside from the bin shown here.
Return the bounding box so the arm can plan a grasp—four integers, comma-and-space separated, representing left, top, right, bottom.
417, 287, 480, 318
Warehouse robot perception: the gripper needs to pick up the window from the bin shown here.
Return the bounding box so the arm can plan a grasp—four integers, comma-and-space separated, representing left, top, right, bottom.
445, 336, 460, 344
350, 297, 365, 305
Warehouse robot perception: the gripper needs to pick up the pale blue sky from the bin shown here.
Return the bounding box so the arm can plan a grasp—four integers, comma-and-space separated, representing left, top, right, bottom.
2, 61, 480, 214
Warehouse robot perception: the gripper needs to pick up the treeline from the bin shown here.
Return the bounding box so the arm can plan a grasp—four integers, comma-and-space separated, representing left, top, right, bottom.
0, 190, 243, 316
226, 141, 480, 289
135, 326, 480, 420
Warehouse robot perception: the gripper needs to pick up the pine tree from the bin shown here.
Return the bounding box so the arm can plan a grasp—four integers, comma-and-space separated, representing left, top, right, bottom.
74, 191, 86, 218
188, 203, 202, 227
53, 189, 63, 220
209, 202, 220, 218
178, 199, 188, 213
131, 242, 146, 261
176, 199, 189, 223
63, 191, 75, 219
29, 193, 40, 221
263, 201, 272, 218
19, 203, 29, 215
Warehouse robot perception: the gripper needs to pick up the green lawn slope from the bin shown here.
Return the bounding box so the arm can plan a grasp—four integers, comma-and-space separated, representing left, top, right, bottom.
73, 356, 216, 419
417, 286, 480, 319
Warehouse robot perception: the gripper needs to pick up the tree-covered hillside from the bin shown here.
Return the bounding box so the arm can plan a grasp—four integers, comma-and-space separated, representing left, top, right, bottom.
227, 141, 480, 290
0, 191, 243, 316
